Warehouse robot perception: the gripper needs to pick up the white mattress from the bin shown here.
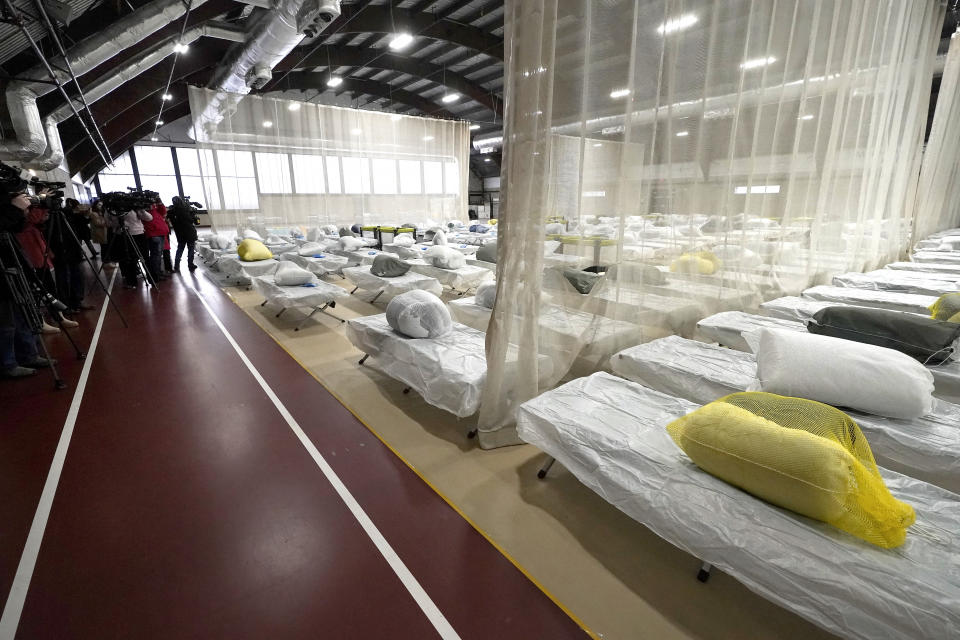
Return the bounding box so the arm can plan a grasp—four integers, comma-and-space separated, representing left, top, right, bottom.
610, 335, 960, 492
408, 262, 493, 291
886, 261, 960, 277
203, 268, 250, 288
381, 244, 423, 260
802, 285, 936, 316
517, 372, 960, 640
761, 296, 842, 321
279, 252, 350, 275
218, 256, 281, 278
406, 243, 479, 256
465, 257, 496, 272
252, 275, 348, 309
342, 265, 443, 299
911, 250, 960, 264
333, 248, 389, 266
346, 315, 551, 418
568, 283, 707, 335
832, 271, 960, 296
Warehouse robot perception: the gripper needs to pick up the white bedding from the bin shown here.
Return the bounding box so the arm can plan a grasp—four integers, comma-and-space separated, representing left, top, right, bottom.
408, 262, 493, 291
346, 314, 551, 418
760, 295, 842, 321
218, 256, 281, 278
342, 265, 443, 299
832, 270, 960, 296
802, 285, 936, 315
252, 274, 348, 309
886, 261, 960, 277
610, 335, 960, 492
517, 372, 960, 640
911, 250, 960, 264
279, 252, 350, 275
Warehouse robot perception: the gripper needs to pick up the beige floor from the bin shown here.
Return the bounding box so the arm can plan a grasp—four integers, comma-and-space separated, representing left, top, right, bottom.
220, 274, 837, 640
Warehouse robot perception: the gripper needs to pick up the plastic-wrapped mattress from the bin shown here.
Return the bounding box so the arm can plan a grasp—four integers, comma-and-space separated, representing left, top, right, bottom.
408, 262, 493, 291
886, 261, 960, 277
333, 248, 390, 266
346, 314, 552, 418
563, 283, 707, 336
609, 336, 960, 492
279, 252, 349, 275
911, 250, 960, 264
342, 265, 443, 299
204, 268, 250, 288
218, 256, 280, 278
802, 285, 936, 315
832, 270, 960, 296
517, 371, 960, 640
252, 275, 347, 309
761, 295, 843, 321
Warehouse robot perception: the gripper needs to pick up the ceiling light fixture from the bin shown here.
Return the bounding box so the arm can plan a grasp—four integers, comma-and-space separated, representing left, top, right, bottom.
288, 102, 301, 111
484, 158, 491, 162
389, 33, 414, 51
155, 119, 164, 126
161, 93, 173, 101
173, 42, 189, 54
676, 131, 689, 137
262, 120, 273, 128
657, 13, 698, 35
593, 143, 603, 147
469, 124, 480, 130
150, 136, 158, 142
799, 114, 815, 120
441, 93, 460, 104
327, 75, 343, 88
610, 88, 631, 99
740, 56, 777, 70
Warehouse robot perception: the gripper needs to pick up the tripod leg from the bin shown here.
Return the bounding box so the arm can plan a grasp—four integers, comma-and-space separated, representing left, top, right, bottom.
57, 213, 128, 327
34, 332, 68, 390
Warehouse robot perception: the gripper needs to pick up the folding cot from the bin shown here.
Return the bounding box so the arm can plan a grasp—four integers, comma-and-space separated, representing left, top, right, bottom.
407, 262, 493, 294
801, 285, 937, 315
278, 252, 349, 277
886, 261, 960, 277
911, 250, 960, 264
252, 274, 349, 330
217, 255, 282, 280
517, 372, 960, 640
341, 265, 443, 303
832, 270, 960, 296
331, 247, 389, 267
610, 335, 960, 492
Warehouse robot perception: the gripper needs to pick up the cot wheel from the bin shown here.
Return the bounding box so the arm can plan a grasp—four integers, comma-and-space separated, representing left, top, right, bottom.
697, 562, 712, 583
467, 429, 477, 439
402, 387, 411, 394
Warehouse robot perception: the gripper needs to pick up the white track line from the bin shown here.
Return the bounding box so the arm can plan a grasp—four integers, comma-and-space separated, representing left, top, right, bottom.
0, 271, 116, 640
190, 287, 460, 640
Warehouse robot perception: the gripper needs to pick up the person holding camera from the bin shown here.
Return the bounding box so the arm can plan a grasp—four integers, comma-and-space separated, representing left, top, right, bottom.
143, 196, 170, 281
0, 189, 54, 378
168, 196, 198, 272
16, 205, 77, 331
48, 198, 93, 312
111, 207, 152, 289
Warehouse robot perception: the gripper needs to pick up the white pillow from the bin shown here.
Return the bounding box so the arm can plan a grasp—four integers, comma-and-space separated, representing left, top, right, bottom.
385, 290, 452, 338
243, 229, 264, 241
747, 328, 934, 419
545, 223, 565, 235
711, 244, 762, 268
274, 261, 315, 286
306, 227, 322, 242
209, 234, 232, 250
393, 233, 416, 247
432, 230, 448, 245
322, 224, 338, 235
265, 234, 283, 244
298, 242, 326, 257
339, 236, 365, 251
425, 245, 466, 270
475, 281, 497, 309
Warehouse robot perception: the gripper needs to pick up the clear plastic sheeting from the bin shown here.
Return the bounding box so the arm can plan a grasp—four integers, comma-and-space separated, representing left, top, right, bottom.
217, 255, 280, 279
517, 372, 960, 640
609, 337, 960, 492
886, 261, 960, 277
187, 86, 470, 233
342, 266, 443, 300
346, 314, 553, 422
278, 252, 349, 276
479, 0, 945, 445
802, 286, 937, 315
252, 274, 348, 309
761, 296, 843, 322
832, 271, 960, 296
912, 251, 960, 264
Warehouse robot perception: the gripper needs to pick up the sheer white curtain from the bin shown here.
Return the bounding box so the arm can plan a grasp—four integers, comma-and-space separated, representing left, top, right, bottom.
477, 0, 944, 448
913, 29, 960, 242
186, 86, 470, 235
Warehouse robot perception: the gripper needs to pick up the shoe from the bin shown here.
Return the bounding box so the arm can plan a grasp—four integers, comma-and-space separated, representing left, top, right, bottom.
188, 264, 198, 272
1, 366, 36, 379
59, 317, 79, 328
23, 357, 56, 368
172, 265, 180, 273
41, 322, 61, 334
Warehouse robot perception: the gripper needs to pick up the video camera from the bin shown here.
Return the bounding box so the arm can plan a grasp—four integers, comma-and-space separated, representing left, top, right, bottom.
0, 161, 29, 196
100, 187, 159, 214
27, 177, 66, 209
180, 195, 204, 210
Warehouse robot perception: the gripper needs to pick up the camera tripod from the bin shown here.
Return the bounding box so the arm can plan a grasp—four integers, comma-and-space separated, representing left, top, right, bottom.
95, 210, 159, 294
0, 232, 79, 389
41, 204, 128, 327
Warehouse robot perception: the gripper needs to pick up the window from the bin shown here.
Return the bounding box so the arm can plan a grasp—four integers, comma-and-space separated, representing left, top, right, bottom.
100, 151, 134, 175
217, 150, 258, 210
325, 156, 342, 194
176, 147, 221, 210
291, 154, 326, 193
444, 161, 460, 195
134, 146, 180, 204
423, 160, 443, 194
97, 151, 135, 194
341, 157, 371, 194
372, 158, 398, 195
255, 152, 292, 194
398, 160, 421, 194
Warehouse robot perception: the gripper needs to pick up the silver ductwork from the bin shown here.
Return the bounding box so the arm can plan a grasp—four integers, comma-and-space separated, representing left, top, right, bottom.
0, 0, 210, 167
193, 0, 341, 142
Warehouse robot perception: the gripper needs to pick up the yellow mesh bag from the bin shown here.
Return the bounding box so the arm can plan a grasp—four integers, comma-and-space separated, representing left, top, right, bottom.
670, 251, 719, 275
666, 391, 915, 548
237, 238, 273, 262
930, 292, 960, 321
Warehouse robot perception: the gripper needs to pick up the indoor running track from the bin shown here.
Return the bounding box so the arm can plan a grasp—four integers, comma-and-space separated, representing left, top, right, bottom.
0, 266, 588, 639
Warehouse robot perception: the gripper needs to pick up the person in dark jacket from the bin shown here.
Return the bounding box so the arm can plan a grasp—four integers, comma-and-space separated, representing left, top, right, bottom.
48, 198, 91, 312
0, 190, 53, 378
167, 196, 198, 272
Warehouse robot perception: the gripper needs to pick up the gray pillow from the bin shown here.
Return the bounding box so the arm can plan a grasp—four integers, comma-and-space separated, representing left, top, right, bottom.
338, 227, 356, 237
386, 290, 452, 338
476, 241, 497, 264
475, 281, 497, 308
371, 253, 411, 278
563, 268, 602, 294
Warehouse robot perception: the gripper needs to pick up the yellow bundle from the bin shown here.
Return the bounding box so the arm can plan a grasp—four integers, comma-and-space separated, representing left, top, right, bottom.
929, 292, 960, 322
670, 251, 719, 275
666, 392, 915, 548
237, 238, 273, 262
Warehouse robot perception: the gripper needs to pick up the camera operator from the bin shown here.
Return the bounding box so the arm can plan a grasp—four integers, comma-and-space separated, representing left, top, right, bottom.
143, 196, 170, 281
168, 196, 198, 272
109, 205, 152, 289
0, 188, 54, 378
16, 204, 77, 331
48, 198, 93, 312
